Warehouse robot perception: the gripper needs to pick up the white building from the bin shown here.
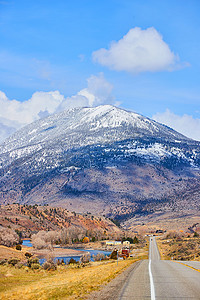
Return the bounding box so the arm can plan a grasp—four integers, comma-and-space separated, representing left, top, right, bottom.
123, 240, 130, 247
105, 240, 122, 246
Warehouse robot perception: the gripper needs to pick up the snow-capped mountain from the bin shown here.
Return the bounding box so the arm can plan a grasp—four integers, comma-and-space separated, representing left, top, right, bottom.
0, 104, 190, 153
0, 105, 196, 166
0, 105, 200, 221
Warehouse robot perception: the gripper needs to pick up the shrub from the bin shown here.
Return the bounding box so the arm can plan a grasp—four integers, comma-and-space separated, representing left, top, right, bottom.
43, 260, 57, 271
31, 263, 40, 270
82, 237, 89, 243
25, 252, 32, 258
68, 258, 78, 264
27, 257, 39, 268
93, 253, 105, 261
0, 259, 7, 265
80, 252, 91, 263
8, 258, 20, 266
133, 236, 139, 244
56, 258, 66, 265
43, 261, 51, 270
16, 244, 22, 251
110, 250, 117, 260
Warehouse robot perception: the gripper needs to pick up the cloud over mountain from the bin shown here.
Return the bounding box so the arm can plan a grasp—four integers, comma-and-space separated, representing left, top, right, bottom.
153, 109, 200, 141
56, 73, 114, 112
93, 27, 182, 73
0, 74, 114, 143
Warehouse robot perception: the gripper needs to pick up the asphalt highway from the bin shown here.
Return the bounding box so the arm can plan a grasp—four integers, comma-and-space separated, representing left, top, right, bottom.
119, 237, 200, 299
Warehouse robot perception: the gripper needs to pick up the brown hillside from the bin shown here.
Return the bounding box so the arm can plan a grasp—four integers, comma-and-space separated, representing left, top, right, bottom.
0, 204, 121, 236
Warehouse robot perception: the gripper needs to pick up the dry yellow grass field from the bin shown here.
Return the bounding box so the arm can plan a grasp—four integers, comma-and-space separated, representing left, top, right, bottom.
157, 236, 200, 261
0, 259, 137, 299
0, 245, 25, 260
156, 238, 170, 260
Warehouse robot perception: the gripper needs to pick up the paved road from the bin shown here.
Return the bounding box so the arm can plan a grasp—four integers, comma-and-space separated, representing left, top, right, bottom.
119, 237, 200, 299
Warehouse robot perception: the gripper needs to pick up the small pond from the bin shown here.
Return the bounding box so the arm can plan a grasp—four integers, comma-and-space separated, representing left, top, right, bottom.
22, 240, 111, 264
22, 240, 33, 247
75, 248, 112, 258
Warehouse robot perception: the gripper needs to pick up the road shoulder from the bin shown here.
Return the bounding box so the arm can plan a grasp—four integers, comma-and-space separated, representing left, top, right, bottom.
86, 260, 141, 300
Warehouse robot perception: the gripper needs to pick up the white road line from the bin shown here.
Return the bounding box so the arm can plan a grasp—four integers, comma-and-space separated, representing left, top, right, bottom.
149, 238, 156, 300
149, 259, 156, 300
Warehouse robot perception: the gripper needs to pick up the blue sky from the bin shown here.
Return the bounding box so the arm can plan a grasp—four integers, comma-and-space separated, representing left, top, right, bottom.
0, 0, 200, 141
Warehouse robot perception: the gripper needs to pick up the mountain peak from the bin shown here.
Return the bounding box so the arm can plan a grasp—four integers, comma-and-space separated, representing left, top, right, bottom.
0, 104, 200, 220
76, 105, 141, 130
0, 104, 190, 156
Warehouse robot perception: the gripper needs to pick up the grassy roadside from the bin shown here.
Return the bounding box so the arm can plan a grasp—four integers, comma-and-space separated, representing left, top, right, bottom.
156, 237, 168, 260
0, 258, 137, 299
156, 236, 200, 261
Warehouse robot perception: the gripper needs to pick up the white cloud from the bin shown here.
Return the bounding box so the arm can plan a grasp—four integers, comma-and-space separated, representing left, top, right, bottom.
153, 109, 200, 141
79, 73, 114, 106
0, 90, 64, 125
93, 27, 184, 73
0, 74, 115, 142
56, 73, 114, 112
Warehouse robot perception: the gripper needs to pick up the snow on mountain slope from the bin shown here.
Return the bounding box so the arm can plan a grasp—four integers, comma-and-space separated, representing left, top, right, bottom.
0, 105, 189, 155
0, 105, 200, 219
0, 104, 199, 179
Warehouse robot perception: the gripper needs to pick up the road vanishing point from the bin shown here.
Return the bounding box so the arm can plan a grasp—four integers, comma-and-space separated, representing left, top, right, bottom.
119, 236, 200, 299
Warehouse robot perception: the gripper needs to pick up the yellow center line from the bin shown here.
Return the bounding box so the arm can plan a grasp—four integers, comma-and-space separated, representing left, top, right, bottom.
174, 261, 200, 273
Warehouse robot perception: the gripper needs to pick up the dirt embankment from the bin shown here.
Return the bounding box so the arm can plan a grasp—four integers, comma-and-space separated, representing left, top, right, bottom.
0, 245, 25, 260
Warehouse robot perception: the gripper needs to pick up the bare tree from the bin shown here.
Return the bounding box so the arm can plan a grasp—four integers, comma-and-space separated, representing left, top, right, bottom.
67, 226, 86, 242
32, 236, 47, 249
32, 230, 59, 249
60, 228, 69, 245
0, 226, 19, 247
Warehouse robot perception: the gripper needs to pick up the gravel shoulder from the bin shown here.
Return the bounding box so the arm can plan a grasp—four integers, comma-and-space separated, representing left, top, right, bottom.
86, 260, 141, 300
